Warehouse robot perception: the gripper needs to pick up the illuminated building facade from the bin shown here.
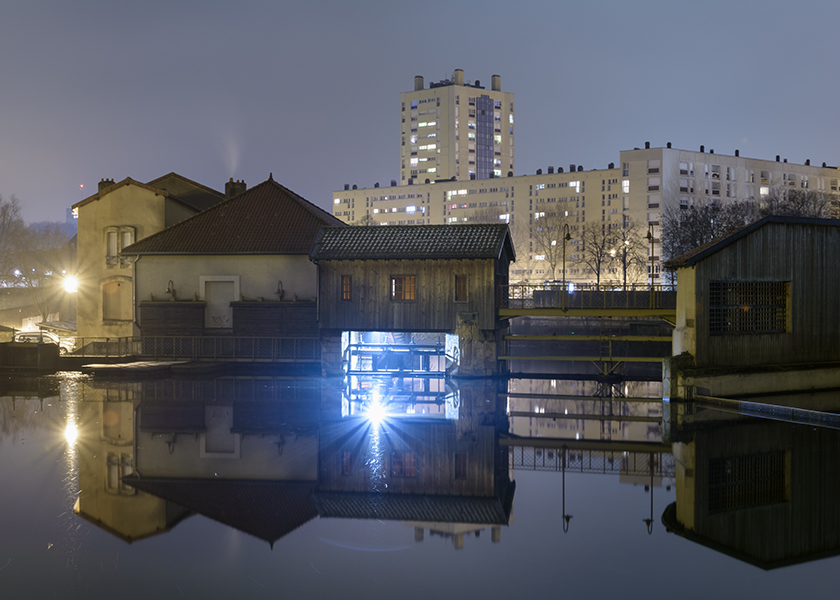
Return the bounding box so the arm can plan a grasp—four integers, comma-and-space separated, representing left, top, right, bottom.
335, 144, 840, 284
399, 69, 515, 185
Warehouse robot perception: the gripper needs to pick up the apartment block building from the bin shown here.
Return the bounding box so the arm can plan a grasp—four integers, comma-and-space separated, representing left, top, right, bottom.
336, 72, 839, 285
400, 69, 515, 185
335, 144, 839, 285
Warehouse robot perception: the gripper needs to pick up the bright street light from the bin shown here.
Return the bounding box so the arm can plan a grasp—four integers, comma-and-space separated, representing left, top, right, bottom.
64, 275, 79, 293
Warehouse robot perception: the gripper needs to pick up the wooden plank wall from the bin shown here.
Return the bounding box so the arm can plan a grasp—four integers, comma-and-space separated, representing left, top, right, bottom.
232, 302, 318, 337
695, 222, 840, 367
692, 421, 840, 565
318, 421, 496, 497
317, 258, 497, 332
139, 302, 205, 336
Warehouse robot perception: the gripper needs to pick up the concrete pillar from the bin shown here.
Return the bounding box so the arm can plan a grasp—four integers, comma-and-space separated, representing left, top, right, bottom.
320, 331, 344, 378
455, 313, 499, 377
491, 526, 501, 543
453, 533, 464, 550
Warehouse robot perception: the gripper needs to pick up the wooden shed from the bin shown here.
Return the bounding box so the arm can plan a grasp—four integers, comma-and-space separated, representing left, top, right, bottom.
310, 224, 515, 333
666, 216, 840, 369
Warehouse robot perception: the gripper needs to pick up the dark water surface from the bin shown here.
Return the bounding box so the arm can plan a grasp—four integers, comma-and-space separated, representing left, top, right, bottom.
0, 372, 838, 600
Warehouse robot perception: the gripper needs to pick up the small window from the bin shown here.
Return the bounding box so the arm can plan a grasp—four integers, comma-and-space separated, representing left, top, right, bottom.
390, 276, 416, 301
106, 228, 118, 264
392, 452, 417, 477
341, 275, 352, 301
455, 275, 468, 302
342, 451, 353, 476
455, 453, 468, 480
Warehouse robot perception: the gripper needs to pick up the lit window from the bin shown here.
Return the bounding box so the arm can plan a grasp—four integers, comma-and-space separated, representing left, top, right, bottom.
341, 275, 352, 301
622, 180, 630, 193
390, 276, 416, 301
406, 205, 416, 214
455, 275, 468, 302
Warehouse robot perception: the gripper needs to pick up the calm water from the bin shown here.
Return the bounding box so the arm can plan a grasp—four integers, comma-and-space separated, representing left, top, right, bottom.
0, 372, 838, 600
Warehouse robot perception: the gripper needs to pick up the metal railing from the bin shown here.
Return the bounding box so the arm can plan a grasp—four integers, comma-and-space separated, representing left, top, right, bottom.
66, 337, 142, 357
63, 336, 320, 362
510, 445, 675, 478
500, 283, 677, 311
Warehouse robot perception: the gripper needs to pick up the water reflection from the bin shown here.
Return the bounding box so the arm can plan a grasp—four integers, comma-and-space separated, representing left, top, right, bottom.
664, 399, 840, 569
49, 375, 514, 549
4, 372, 840, 578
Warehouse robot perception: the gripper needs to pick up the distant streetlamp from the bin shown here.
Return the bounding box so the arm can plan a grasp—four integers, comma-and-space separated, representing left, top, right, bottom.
562, 446, 572, 533
646, 224, 655, 286
643, 452, 655, 535
561, 224, 572, 290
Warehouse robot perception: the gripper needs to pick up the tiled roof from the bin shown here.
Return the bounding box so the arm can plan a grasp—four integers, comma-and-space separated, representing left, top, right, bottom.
122, 177, 345, 255
71, 177, 174, 210
310, 224, 515, 261
122, 476, 318, 546
145, 172, 225, 211
312, 491, 512, 525
72, 173, 225, 213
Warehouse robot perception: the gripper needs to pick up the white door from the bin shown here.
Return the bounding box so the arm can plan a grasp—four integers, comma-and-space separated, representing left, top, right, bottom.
205, 280, 234, 329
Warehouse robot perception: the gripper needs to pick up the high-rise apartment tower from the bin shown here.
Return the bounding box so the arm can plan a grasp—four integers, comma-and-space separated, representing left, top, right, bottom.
400, 69, 515, 185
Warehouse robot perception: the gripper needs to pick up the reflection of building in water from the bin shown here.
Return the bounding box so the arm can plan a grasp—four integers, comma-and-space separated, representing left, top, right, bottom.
124, 394, 320, 547
507, 379, 664, 444
665, 404, 840, 569
504, 378, 674, 491
71, 377, 514, 549
73, 382, 192, 543
317, 379, 514, 549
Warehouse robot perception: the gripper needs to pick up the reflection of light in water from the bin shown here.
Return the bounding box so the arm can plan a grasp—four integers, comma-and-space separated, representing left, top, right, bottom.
366, 422, 386, 492
366, 393, 387, 426
64, 422, 78, 445
60, 375, 83, 562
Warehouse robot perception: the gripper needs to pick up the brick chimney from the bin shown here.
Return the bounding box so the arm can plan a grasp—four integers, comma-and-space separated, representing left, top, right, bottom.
225, 178, 246, 198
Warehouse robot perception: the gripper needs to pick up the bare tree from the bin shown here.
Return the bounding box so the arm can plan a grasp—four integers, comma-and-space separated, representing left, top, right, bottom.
530, 210, 574, 281
578, 223, 614, 285
471, 206, 530, 279
0, 195, 25, 284
760, 187, 837, 218
351, 213, 378, 226
14, 223, 72, 321
661, 200, 759, 263
608, 218, 648, 286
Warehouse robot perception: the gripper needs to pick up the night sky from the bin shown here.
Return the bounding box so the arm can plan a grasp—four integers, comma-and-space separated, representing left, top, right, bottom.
2, 0, 838, 223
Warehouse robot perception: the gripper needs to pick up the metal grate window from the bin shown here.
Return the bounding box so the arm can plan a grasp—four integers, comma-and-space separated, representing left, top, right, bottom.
708, 452, 787, 513
709, 280, 787, 334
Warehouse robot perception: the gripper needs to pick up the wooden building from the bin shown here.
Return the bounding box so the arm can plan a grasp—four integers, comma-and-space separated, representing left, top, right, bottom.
666, 216, 840, 370
309, 224, 515, 333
